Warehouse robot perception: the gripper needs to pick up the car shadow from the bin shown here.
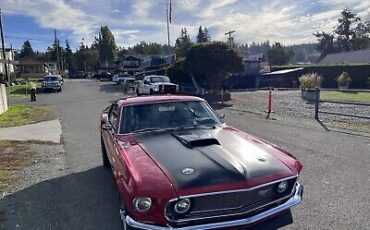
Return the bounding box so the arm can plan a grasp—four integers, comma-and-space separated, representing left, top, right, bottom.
0, 166, 122, 230
1, 165, 296, 230
99, 83, 123, 94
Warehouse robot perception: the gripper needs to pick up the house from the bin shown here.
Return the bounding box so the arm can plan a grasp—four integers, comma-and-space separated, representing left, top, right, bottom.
0, 48, 16, 82
319, 49, 370, 65
114, 54, 176, 77
224, 57, 263, 89
261, 68, 304, 88
17, 56, 50, 79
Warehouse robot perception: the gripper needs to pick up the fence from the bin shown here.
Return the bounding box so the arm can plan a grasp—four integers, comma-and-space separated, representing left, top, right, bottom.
0, 84, 8, 115
314, 89, 370, 121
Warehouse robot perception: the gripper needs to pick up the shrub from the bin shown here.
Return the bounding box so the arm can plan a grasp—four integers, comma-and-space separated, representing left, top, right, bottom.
336, 72, 352, 87
299, 73, 323, 89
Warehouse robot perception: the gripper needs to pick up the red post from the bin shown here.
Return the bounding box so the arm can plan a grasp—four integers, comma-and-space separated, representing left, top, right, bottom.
268, 87, 272, 113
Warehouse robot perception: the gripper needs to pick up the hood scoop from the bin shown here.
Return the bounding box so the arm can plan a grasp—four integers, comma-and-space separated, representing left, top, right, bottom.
171, 131, 220, 148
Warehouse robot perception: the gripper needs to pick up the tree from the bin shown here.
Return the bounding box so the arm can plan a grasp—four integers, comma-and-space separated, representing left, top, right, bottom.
267, 43, 294, 66
175, 28, 193, 58
314, 32, 336, 57
128, 41, 166, 55
203, 27, 211, 42
185, 42, 243, 92
98, 26, 117, 63
19, 40, 35, 58
74, 47, 99, 72
335, 8, 360, 51
64, 40, 74, 74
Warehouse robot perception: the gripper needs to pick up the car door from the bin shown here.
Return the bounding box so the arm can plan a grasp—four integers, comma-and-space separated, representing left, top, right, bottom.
102, 104, 120, 170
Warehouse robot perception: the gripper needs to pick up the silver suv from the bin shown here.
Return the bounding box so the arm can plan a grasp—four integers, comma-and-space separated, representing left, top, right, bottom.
41, 75, 63, 92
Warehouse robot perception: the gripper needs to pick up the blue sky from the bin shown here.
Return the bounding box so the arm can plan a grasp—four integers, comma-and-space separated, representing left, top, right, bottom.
1, 0, 370, 52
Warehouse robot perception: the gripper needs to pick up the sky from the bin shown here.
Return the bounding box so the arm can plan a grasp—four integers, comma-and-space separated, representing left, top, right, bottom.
1, 0, 370, 52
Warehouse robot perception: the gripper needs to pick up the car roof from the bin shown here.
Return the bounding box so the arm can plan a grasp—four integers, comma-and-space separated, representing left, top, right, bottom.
117, 95, 204, 107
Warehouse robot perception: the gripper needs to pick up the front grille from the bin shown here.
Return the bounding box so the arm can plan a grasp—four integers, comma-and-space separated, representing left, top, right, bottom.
166, 177, 297, 223
160, 85, 176, 93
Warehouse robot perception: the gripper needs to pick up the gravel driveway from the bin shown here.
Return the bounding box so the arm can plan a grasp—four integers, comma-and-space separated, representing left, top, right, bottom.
1, 80, 369, 230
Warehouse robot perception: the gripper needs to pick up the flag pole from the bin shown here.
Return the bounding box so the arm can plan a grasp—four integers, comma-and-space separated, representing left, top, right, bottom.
166, 0, 171, 55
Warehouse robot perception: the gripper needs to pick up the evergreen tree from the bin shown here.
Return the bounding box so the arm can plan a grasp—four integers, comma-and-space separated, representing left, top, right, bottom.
64, 40, 74, 74
175, 28, 193, 57
196, 26, 205, 43
98, 26, 117, 63
19, 40, 35, 58
203, 27, 211, 42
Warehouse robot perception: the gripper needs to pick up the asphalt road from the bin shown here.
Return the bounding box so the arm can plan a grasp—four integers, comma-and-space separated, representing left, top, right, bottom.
1, 80, 369, 230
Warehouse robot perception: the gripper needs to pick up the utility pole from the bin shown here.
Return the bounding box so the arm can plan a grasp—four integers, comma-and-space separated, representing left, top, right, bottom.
0, 8, 9, 83
225, 30, 236, 46
166, 0, 171, 55
54, 29, 60, 74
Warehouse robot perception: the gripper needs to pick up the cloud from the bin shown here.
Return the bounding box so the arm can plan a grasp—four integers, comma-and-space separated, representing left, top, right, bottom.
2, 0, 370, 50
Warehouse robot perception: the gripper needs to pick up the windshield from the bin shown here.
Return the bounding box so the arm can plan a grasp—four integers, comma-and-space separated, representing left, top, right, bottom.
150, 76, 170, 83
44, 77, 59, 81
120, 101, 220, 134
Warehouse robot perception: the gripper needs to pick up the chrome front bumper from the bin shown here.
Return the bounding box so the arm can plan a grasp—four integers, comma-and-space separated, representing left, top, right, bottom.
125, 182, 303, 230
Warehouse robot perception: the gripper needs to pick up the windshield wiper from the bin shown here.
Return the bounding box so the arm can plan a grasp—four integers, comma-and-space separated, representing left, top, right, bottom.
131, 127, 174, 134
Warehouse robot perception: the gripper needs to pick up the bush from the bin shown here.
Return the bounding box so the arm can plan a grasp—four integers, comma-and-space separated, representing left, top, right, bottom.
299, 73, 323, 89
336, 72, 352, 87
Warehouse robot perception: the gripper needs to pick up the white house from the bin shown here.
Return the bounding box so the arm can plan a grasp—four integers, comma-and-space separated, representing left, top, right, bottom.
0, 48, 16, 80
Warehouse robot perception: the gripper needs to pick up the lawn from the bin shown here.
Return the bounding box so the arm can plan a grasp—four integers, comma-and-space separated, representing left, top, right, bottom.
321, 91, 370, 103
0, 140, 37, 193
6, 84, 41, 99
0, 105, 54, 128
324, 121, 370, 134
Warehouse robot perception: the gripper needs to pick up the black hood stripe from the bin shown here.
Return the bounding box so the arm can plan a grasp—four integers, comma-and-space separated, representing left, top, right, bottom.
137, 128, 291, 189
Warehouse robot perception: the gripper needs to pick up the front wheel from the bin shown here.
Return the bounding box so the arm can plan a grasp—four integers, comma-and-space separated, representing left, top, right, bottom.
136, 89, 141, 96
149, 89, 154, 95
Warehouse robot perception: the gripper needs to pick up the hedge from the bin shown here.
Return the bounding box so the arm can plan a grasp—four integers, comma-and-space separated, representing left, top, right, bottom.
272, 64, 370, 89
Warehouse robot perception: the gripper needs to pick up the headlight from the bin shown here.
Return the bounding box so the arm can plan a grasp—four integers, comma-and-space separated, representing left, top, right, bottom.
133, 197, 152, 212
174, 199, 191, 214
153, 85, 159, 91
277, 181, 288, 193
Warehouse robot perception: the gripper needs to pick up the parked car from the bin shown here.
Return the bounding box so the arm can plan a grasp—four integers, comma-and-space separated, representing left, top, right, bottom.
136, 75, 178, 95
112, 73, 133, 84
100, 95, 303, 230
41, 75, 63, 92
99, 72, 112, 81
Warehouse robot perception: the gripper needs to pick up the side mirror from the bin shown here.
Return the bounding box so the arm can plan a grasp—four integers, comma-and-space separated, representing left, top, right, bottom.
102, 123, 112, 130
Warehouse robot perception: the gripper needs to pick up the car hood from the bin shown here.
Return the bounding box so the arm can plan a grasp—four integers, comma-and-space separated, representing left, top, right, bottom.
136, 127, 295, 195
152, 82, 176, 86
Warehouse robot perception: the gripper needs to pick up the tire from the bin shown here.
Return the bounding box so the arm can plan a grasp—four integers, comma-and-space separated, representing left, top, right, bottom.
149, 89, 154, 95
58, 88, 62, 92
101, 138, 110, 168
136, 89, 141, 96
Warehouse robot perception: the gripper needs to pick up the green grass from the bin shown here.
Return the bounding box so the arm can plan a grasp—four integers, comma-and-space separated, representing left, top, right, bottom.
0, 105, 54, 128
321, 91, 370, 103
6, 84, 41, 99
324, 121, 370, 133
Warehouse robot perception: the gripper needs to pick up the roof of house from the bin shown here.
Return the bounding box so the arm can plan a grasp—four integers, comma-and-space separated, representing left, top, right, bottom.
263, 68, 304, 76
18, 56, 43, 65
319, 49, 370, 65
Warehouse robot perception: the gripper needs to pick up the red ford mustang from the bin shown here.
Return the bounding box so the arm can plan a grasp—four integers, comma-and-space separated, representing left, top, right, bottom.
100, 95, 303, 230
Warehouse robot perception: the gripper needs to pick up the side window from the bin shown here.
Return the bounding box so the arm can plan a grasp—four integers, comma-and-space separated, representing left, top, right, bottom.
109, 104, 120, 131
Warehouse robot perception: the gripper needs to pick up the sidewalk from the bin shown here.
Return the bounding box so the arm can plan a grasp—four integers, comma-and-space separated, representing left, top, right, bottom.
0, 119, 62, 143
